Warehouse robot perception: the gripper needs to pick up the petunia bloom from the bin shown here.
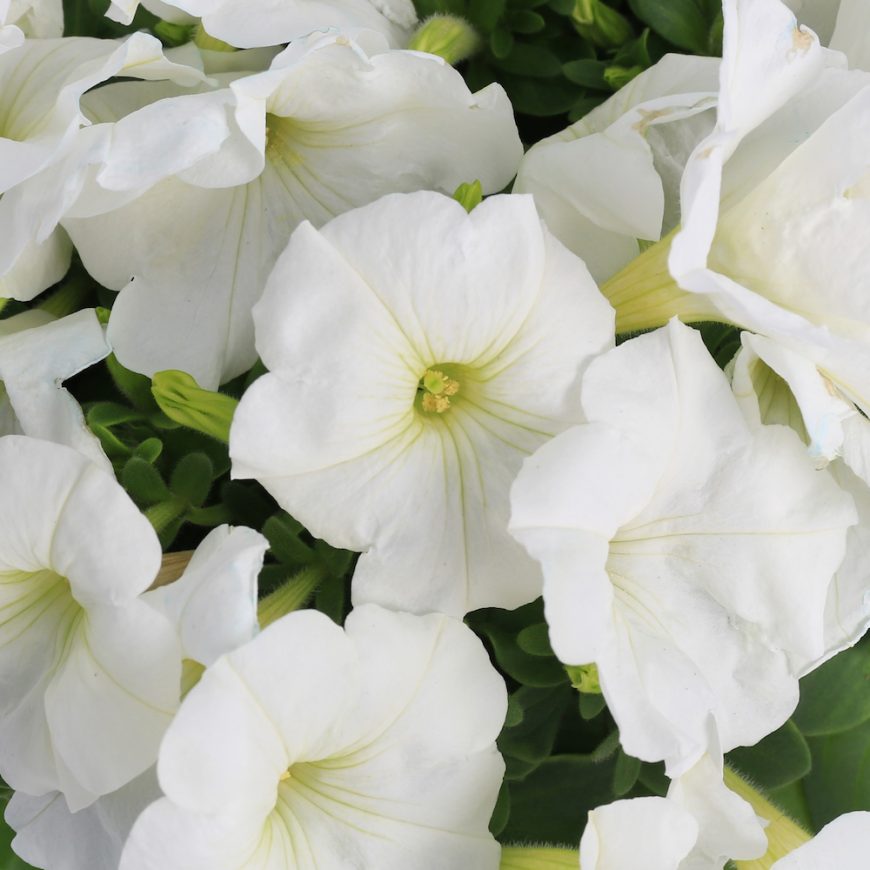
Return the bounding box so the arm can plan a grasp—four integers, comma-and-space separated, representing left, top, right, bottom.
119, 605, 507, 870
63, 31, 523, 388
510, 320, 855, 774
0, 436, 180, 810
230, 190, 614, 617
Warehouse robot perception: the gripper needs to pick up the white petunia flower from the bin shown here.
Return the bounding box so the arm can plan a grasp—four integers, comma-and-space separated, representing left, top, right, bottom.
106, 0, 417, 48
514, 53, 719, 283
119, 604, 507, 870
772, 812, 870, 868
0, 33, 206, 301
653, 0, 870, 486
230, 190, 613, 617
5, 524, 268, 869
0, 309, 111, 472
63, 31, 524, 388
509, 320, 855, 774
0, 436, 181, 810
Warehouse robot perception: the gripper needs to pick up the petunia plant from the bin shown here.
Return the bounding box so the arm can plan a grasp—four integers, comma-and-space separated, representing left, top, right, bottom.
0, 0, 869, 866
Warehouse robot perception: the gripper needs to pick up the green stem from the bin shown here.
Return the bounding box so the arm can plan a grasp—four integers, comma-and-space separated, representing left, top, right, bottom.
725, 767, 812, 868
144, 497, 187, 535
38, 279, 92, 319
500, 846, 578, 869
258, 565, 327, 628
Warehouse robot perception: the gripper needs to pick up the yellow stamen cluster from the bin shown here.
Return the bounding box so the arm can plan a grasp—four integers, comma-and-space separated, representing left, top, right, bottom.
419, 369, 460, 414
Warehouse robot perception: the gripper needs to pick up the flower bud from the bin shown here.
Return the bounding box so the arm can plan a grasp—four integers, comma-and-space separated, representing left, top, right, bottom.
151, 369, 238, 443
408, 14, 481, 65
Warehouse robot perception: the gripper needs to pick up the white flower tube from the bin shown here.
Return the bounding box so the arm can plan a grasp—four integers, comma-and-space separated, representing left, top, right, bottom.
63, 31, 523, 388
510, 320, 855, 774
230, 190, 613, 617
119, 605, 506, 870
0, 436, 180, 811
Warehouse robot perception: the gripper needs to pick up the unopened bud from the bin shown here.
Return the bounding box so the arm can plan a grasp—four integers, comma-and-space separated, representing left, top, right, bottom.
151, 369, 238, 443
572, 0, 633, 48
408, 14, 481, 66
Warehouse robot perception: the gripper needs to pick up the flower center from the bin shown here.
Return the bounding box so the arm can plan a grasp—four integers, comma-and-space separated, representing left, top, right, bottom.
418, 369, 460, 414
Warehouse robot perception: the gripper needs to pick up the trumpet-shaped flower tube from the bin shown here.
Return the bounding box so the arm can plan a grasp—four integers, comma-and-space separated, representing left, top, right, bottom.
119, 605, 507, 870
0, 436, 181, 810
63, 31, 523, 388
230, 190, 614, 616
510, 320, 855, 774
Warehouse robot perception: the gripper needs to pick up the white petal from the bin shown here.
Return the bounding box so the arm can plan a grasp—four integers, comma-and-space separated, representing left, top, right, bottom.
0, 310, 111, 471
580, 797, 698, 870
144, 524, 266, 665
45, 602, 180, 807
773, 812, 870, 869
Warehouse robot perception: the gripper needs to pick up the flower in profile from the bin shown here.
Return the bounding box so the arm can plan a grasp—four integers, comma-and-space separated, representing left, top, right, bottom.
0, 436, 181, 810
230, 190, 613, 616
5, 523, 268, 869
514, 52, 719, 284
0, 309, 111, 471
510, 320, 855, 774
63, 31, 523, 388
119, 605, 506, 870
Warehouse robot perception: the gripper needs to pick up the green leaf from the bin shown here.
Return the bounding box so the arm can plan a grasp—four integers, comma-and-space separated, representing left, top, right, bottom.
489, 781, 511, 837
563, 58, 607, 88
510, 10, 546, 32
548, 0, 574, 15
498, 73, 583, 116
498, 685, 573, 776
505, 693, 525, 728
578, 691, 607, 720
637, 761, 669, 796
315, 573, 347, 625
516, 623, 553, 657
121, 457, 171, 505
492, 43, 562, 77
727, 720, 811, 791
469, 0, 506, 31
107, 354, 159, 413
627, 0, 714, 54
470, 603, 567, 687
170, 453, 214, 507
262, 515, 314, 566
500, 755, 619, 845
613, 748, 641, 796
133, 437, 163, 464
794, 641, 870, 736
805, 718, 870, 828
452, 180, 484, 212
489, 27, 515, 57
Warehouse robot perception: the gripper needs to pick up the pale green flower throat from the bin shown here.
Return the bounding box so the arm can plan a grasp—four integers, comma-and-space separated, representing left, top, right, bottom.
419, 368, 460, 414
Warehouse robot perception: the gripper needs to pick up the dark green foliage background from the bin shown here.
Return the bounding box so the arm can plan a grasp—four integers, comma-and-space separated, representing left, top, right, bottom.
0, 0, 866, 864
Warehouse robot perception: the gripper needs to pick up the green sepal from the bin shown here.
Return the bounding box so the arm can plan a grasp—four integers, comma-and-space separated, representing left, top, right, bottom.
151, 370, 238, 444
